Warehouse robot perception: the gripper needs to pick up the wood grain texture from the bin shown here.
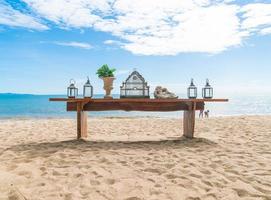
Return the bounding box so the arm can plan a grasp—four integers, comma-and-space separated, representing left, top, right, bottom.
67, 101, 205, 112
76, 102, 88, 139
183, 102, 196, 138
50, 98, 228, 140
183, 111, 194, 138
50, 98, 228, 103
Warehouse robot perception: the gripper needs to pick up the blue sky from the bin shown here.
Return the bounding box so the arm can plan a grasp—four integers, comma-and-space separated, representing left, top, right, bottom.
0, 0, 271, 96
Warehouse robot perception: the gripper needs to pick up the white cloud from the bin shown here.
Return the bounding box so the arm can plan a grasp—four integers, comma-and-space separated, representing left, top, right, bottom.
241, 3, 271, 31
2, 0, 271, 55
20, 0, 250, 55
260, 27, 271, 35
0, 1, 48, 30
104, 40, 124, 46
53, 41, 93, 49
117, 3, 247, 55
22, 0, 111, 27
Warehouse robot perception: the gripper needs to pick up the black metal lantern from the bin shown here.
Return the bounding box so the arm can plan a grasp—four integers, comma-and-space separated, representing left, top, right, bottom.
67, 79, 78, 98
83, 77, 93, 98
202, 79, 213, 99
187, 79, 197, 99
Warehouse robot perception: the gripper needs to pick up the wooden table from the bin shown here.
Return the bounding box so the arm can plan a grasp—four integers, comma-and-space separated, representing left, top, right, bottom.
49, 98, 228, 140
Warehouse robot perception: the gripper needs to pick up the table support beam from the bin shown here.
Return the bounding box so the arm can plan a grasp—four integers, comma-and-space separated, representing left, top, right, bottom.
183, 102, 196, 138
49, 98, 228, 140
77, 103, 88, 139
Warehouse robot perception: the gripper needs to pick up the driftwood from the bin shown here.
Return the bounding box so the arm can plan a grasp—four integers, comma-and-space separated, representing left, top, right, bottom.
154, 86, 178, 99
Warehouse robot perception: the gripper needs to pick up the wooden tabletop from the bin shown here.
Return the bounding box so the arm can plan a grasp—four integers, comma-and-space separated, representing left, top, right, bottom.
49, 98, 229, 103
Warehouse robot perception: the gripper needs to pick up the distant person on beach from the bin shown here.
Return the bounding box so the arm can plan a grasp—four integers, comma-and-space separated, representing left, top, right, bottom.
199, 110, 204, 118
204, 110, 210, 118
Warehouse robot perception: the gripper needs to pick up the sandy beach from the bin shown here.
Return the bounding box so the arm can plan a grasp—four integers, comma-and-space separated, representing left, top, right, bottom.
0, 116, 270, 200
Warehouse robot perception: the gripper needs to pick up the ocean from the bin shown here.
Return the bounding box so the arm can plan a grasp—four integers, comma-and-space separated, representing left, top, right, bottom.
0, 93, 270, 118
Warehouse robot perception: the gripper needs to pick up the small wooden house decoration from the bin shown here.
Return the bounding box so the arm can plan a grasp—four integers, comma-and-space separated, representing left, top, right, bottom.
120, 70, 150, 98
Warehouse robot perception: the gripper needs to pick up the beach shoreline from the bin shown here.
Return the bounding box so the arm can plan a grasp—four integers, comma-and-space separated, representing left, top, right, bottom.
1, 113, 271, 121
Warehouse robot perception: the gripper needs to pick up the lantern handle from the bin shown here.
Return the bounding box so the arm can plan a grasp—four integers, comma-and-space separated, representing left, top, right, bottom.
190, 78, 195, 86
70, 79, 76, 85
86, 76, 90, 84
206, 79, 210, 86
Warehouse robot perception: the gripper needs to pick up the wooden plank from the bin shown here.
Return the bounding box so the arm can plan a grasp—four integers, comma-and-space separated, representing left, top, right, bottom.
76, 102, 88, 139
67, 101, 205, 112
81, 111, 88, 138
49, 97, 227, 140
183, 102, 196, 138
50, 98, 229, 103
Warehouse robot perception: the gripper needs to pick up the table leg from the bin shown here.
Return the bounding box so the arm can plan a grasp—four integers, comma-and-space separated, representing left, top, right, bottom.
77, 103, 88, 139
183, 102, 196, 138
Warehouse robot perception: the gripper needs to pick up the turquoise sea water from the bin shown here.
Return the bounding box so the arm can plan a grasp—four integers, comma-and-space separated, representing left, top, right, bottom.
0, 93, 270, 118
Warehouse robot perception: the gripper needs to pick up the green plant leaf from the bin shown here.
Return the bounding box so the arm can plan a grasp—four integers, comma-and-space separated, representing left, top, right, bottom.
96, 64, 116, 77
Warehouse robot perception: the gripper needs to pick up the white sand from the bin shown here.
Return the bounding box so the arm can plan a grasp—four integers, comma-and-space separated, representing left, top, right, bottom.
0, 116, 271, 200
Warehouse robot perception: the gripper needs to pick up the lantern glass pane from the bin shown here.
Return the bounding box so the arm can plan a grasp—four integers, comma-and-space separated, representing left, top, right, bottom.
207, 88, 213, 98
71, 89, 75, 97
188, 88, 197, 98
207, 89, 211, 97
84, 86, 92, 98
203, 88, 212, 98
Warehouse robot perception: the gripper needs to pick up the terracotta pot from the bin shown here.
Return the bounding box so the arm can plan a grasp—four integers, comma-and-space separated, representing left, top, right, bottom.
102, 77, 115, 99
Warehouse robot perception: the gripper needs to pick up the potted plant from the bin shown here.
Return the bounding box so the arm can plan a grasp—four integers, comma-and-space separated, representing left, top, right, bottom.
96, 64, 116, 99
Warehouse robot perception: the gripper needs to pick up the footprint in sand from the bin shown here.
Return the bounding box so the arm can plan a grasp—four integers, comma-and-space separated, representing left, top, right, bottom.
143, 168, 164, 175
105, 178, 115, 185
189, 173, 202, 179
154, 183, 161, 188
37, 182, 46, 187
203, 193, 217, 199
90, 180, 100, 185
165, 174, 179, 179
134, 161, 144, 166
40, 167, 46, 172
147, 178, 155, 183
64, 193, 73, 200
186, 197, 201, 200
119, 160, 128, 166
17, 171, 32, 179
233, 188, 250, 198
8, 164, 18, 171
202, 180, 213, 187
164, 163, 175, 169
92, 171, 98, 176
199, 169, 211, 175
52, 170, 62, 176
124, 197, 142, 200
74, 173, 83, 178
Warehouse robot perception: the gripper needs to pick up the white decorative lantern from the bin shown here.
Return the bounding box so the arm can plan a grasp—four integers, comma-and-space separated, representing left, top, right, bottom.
83, 77, 93, 98
202, 79, 213, 99
67, 79, 78, 98
187, 79, 197, 99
